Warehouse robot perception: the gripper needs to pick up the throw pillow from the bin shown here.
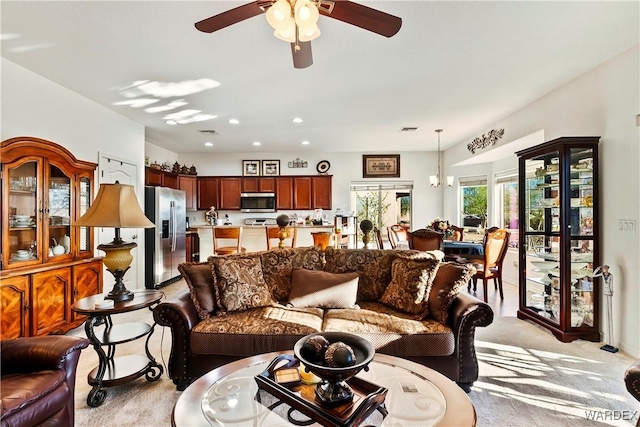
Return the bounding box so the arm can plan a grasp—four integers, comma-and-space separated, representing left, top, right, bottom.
178, 262, 217, 320
428, 262, 477, 324
260, 247, 324, 301
288, 269, 360, 309
211, 255, 273, 314
380, 257, 440, 318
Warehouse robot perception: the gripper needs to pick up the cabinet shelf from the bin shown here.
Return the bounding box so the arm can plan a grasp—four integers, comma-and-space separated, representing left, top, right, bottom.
516, 136, 600, 343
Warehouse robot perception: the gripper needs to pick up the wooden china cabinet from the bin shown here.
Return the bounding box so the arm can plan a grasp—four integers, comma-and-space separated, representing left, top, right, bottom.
1, 137, 103, 339
516, 136, 600, 342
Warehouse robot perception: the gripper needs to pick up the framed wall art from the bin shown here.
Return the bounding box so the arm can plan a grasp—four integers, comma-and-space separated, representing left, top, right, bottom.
242, 160, 260, 176
262, 160, 280, 176
362, 154, 400, 178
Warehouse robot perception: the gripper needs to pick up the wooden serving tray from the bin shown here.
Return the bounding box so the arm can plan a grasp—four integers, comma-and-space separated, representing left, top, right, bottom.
254, 357, 388, 427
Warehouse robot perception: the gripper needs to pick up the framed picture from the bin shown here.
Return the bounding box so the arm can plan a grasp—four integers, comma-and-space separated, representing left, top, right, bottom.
242, 160, 260, 176
262, 160, 280, 176
362, 154, 400, 178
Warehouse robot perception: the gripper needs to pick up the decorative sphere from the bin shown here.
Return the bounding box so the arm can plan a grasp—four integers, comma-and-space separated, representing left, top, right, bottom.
301, 335, 329, 362
276, 214, 291, 227
359, 220, 373, 233
324, 342, 356, 367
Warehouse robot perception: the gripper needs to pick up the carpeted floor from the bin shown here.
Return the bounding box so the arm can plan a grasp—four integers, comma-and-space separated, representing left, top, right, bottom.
69, 279, 638, 426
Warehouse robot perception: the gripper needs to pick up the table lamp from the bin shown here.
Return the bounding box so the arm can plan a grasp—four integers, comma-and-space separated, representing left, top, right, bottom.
74, 182, 155, 302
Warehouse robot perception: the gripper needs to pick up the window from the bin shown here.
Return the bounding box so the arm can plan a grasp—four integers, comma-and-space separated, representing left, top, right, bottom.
350, 182, 413, 247
496, 170, 519, 248
459, 176, 487, 241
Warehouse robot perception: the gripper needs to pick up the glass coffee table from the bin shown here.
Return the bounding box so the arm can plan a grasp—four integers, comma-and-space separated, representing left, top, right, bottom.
172, 352, 476, 427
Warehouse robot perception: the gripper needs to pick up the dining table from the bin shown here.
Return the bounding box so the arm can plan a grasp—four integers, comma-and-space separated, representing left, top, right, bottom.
442, 240, 484, 256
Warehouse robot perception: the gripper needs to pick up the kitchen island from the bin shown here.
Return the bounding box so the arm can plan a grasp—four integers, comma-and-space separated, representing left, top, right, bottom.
193, 225, 336, 258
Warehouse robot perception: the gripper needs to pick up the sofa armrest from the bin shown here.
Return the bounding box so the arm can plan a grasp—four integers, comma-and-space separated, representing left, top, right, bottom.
446, 292, 494, 388
1, 336, 89, 375
625, 359, 640, 402
153, 289, 201, 386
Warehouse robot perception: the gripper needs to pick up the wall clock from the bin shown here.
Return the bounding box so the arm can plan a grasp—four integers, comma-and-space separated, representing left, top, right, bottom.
316, 160, 331, 174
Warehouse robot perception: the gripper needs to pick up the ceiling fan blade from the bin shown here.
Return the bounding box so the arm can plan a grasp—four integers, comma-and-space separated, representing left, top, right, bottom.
322, 1, 402, 38
195, 2, 265, 33
291, 42, 313, 69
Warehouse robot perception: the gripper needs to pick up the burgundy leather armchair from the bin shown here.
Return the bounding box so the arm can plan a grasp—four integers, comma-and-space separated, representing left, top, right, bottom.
1, 336, 89, 427
625, 359, 640, 426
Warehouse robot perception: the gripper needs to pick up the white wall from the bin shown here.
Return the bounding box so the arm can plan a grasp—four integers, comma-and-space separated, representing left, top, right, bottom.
443, 45, 640, 355
145, 141, 178, 167
2, 58, 148, 290
177, 151, 443, 229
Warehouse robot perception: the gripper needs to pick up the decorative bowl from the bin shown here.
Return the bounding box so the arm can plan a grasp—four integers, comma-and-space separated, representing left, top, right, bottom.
294, 332, 375, 407
530, 260, 558, 271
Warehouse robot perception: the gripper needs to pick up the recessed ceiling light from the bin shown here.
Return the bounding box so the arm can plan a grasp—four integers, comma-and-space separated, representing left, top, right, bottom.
253, 141, 261, 146
204, 142, 213, 147
301, 140, 310, 145
292, 117, 303, 123
228, 118, 239, 124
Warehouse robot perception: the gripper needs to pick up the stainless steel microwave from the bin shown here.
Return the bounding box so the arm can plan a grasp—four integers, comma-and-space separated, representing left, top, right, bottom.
240, 193, 276, 213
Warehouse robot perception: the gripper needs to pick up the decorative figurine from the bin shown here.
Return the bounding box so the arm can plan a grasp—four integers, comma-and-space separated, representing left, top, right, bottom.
189, 164, 197, 175
593, 265, 618, 353
172, 161, 181, 174
205, 206, 218, 225
276, 214, 291, 249
359, 219, 373, 249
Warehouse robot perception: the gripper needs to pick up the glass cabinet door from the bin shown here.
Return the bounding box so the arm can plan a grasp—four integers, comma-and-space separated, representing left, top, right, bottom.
78, 176, 93, 255
46, 164, 73, 260
567, 147, 595, 328
6, 160, 41, 267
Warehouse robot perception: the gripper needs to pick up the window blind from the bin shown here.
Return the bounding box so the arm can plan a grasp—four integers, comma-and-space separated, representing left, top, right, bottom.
495, 169, 518, 184
350, 181, 414, 191
458, 175, 487, 187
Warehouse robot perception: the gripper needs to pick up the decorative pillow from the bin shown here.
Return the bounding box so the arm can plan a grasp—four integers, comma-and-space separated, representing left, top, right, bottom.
380, 257, 440, 318
428, 262, 477, 324
178, 262, 217, 320
210, 254, 273, 314
288, 269, 360, 309
260, 247, 324, 301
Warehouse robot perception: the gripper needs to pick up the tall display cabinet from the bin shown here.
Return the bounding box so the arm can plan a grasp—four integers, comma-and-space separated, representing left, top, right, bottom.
1, 137, 103, 339
516, 136, 600, 343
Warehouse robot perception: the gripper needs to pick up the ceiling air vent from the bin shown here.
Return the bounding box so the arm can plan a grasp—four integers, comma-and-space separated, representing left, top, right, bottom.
399, 127, 418, 132
199, 130, 220, 135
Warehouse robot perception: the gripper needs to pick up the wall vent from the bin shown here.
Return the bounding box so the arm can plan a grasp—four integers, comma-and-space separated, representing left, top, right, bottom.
199, 130, 220, 135
399, 127, 418, 132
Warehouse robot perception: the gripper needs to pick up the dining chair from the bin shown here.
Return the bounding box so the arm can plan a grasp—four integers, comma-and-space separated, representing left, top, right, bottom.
450, 225, 464, 241
212, 226, 245, 255
463, 228, 510, 302
387, 224, 409, 249
373, 227, 384, 249
265, 226, 297, 249
406, 229, 445, 251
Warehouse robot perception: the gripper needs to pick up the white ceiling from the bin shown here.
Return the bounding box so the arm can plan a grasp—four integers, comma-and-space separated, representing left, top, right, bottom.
1, 1, 638, 154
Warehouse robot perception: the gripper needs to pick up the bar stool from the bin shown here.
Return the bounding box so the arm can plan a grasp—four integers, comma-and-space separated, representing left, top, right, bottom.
212, 226, 245, 255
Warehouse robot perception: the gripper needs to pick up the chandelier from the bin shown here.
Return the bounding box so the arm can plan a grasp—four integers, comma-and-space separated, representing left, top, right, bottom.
265, 0, 334, 44
430, 129, 454, 188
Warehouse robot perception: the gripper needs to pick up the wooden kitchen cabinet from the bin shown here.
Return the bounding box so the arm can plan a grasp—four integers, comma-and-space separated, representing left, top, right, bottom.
242, 177, 275, 193
145, 167, 163, 186
197, 177, 219, 210
219, 178, 242, 210
276, 177, 294, 210
312, 176, 332, 209
178, 175, 197, 211
0, 275, 30, 340
293, 177, 312, 210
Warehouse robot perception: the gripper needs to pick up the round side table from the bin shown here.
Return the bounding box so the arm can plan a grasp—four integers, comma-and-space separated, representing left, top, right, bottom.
72, 289, 164, 407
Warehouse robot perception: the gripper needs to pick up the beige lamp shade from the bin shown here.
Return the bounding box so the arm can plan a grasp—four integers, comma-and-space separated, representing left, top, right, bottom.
74, 183, 155, 229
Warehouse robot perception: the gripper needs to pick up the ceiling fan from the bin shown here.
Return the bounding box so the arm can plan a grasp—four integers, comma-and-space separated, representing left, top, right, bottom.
195, 0, 402, 69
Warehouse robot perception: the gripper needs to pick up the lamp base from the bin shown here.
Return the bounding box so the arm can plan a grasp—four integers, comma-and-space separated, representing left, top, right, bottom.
103, 268, 134, 302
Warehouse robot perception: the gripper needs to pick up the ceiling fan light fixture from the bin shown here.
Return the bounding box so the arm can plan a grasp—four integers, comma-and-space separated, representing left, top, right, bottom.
298, 24, 320, 42
266, 0, 293, 31
295, 0, 319, 27
273, 22, 297, 43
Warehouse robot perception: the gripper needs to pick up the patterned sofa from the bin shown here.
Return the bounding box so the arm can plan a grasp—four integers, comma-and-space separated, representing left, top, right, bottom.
153, 246, 493, 392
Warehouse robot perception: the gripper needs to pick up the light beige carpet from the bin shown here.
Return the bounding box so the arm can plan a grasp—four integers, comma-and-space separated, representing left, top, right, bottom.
69, 280, 638, 426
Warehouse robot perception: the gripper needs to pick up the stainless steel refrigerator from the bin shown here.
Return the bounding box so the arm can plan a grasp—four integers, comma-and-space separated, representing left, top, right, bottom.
144, 186, 186, 288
